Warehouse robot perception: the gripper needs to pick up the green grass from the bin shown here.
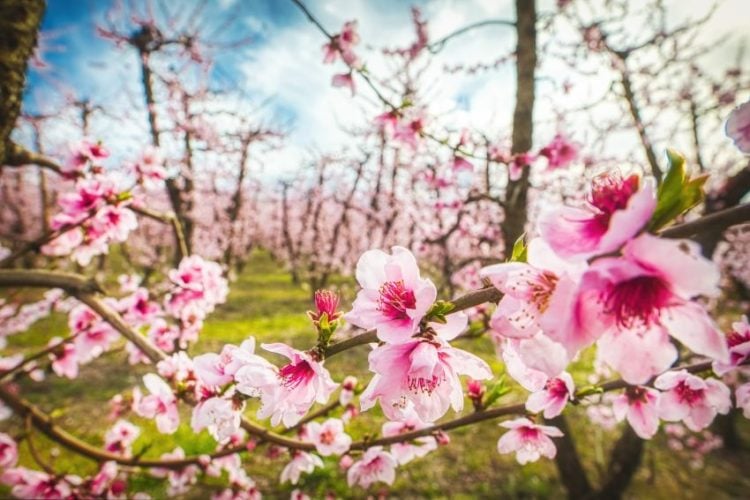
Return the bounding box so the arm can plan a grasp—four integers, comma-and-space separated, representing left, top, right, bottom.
2, 250, 750, 499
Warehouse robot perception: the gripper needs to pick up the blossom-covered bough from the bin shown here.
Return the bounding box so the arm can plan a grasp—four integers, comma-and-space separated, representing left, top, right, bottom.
2, 0, 750, 498
1, 141, 750, 496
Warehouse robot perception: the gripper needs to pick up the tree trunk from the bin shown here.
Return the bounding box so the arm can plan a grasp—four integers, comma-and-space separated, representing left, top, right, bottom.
548, 415, 593, 499
0, 0, 45, 164
593, 426, 644, 500
503, 0, 536, 253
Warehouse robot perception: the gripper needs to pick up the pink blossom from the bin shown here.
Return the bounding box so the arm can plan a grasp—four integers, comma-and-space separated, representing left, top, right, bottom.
309, 289, 342, 324
92, 204, 137, 242
612, 386, 661, 439
332, 73, 356, 95
583, 234, 729, 383
133, 146, 168, 188
339, 375, 357, 406
488, 144, 511, 164
452, 155, 473, 173
280, 451, 323, 485
191, 396, 244, 443
736, 383, 750, 418
713, 316, 750, 375
69, 304, 119, 363
133, 374, 180, 434
0, 432, 18, 468
147, 319, 181, 352
64, 139, 109, 174
525, 372, 575, 418
257, 343, 337, 427
48, 337, 78, 379
538, 173, 656, 260
655, 370, 731, 431
393, 116, 425, 149
360, 319, 491, 422
726, 99, 750, 153
41, 228, 84, 258
194, 339, 263, 388
120, 287, 161, 326
90, 461, 119, 496
509, 152, 534, 181
1, 467, 74, 499
290, 489, 311, 500
157, 352, 195, 383
347, 446, 397, 488
382, 411, 437, 464
499, 333, 569, 391
58, 178, 116, 222
104, 420, 140, 456
165, 256, 228, 324
596, 325, 677, 385
306, 418, 352, 456
374, 111, 399, 133
151, 448, 199, 495
496, 417, 563, 464
346, 246, 437, 343
539, 133, 579, 170
480, 237, 588, 353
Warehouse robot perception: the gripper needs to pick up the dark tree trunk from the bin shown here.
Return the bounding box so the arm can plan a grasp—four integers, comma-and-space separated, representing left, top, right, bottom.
548, 415, 593, 499
0, 0, 45, 164
503, 0, 536, 253
593, 426, 644, 500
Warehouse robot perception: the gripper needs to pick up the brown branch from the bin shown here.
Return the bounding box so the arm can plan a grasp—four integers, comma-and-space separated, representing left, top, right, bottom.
0, 335, 78, 383
659, 203, 750, 239
0, 384, 246, 469
4, 143, 66, 176
428, 19, 516, 53
130, 205, 189, 262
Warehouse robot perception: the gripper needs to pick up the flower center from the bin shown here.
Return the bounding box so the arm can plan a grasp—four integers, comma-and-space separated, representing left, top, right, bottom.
545, 377, 569, 399
604, 275, 672, 328
319, 429, 335, 445
675, 381, 704, 405
625, 386, 649, 404
407, 374, 443, 395
378, 280, 417, 321
589, 174, 639, 217
529, 271, 559, 313
279, 360, 314, 389
519, 426, 541, 440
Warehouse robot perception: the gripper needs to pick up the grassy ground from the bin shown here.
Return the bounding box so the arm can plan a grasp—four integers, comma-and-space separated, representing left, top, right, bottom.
2, 250, 750, 499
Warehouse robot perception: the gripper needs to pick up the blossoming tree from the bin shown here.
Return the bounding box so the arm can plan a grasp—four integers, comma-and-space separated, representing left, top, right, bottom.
1, 0, 750, 498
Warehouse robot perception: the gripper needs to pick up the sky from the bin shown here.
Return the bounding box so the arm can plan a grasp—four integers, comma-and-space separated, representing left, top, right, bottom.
22, 0, 750, 178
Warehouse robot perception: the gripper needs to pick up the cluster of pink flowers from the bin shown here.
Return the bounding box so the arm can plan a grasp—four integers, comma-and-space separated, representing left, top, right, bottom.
130, 146, 168, 189
726, 99, 750, 153
324, 21, 360, 95
375, 109, 427, 150
164, 255, 229, 341
0, 289, 71, 349
42, 146, 138, 265
476, 170, 740, 449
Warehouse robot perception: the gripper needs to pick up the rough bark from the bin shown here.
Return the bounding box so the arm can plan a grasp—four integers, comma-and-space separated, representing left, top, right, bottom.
0, 0, 45, 164
698, 160, 750, 257
594, 426, 645, 500
503, 0, 536, 252
548, 415, 593, 499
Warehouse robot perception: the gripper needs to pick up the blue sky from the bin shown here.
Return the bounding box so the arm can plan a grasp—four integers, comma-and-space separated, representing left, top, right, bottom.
21, 0, 750, 178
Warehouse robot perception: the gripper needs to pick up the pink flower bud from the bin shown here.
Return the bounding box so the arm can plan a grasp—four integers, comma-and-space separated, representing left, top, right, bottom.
435, 430, 450, 446
339, 454, 354, 470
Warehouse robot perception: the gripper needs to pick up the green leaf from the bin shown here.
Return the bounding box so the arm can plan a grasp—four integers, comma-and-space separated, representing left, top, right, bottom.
483, 376, 511, 408
574, 385, 604, 400
509, 233, 527, 262
425, 300, 455, 323
648, 149, 708, 231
